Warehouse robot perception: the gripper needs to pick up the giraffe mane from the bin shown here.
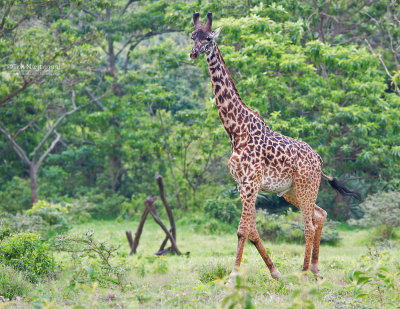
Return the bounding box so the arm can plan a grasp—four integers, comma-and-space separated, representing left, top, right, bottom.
215, 45, 264, 122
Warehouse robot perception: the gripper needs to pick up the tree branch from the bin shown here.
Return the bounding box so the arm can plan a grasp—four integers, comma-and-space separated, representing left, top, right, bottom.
365, 38, 400, 95
121, 0, 139, 15
36, 130, 61, 168
0, 80, 34, 107
32, 103, 85, 164
85, 88, 107, 111
0, 121, 31, 165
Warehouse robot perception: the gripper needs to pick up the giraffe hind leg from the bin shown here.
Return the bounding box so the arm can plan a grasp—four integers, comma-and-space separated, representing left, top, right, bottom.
283, 183, 321, 277
249, 230, 281, 280
310, 205, 327, 278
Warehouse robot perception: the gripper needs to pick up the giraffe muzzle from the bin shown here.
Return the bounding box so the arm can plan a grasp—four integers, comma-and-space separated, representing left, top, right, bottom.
190, 49, 199, 59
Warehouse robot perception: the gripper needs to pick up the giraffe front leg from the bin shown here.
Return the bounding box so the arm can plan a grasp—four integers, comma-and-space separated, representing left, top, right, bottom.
227, 209, 250, 285
227, 181, 259, 285
310, 205, 327, 279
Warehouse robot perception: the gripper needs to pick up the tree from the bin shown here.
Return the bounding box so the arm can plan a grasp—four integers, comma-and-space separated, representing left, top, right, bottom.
0, 90, 82, 203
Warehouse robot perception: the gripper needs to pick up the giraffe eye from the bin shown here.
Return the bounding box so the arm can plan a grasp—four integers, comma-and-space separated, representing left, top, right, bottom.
206, 37, 212, 41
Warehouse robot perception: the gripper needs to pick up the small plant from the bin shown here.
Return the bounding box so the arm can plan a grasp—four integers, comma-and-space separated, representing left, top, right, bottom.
145, 256, 169, 274
0, 264, 32, 300
349, 248, 400, 307
285, 272, 327, 309
0, 232, 57, 283
220, 273, 255, 309
54, 231, 127, 287
198, 262, 230, 283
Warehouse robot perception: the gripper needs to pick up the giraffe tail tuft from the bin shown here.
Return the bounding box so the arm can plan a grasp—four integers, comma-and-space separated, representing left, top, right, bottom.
322, 173, 361, 200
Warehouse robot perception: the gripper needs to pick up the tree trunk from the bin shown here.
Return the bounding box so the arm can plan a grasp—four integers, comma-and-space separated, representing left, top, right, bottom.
30, 165, 38, 204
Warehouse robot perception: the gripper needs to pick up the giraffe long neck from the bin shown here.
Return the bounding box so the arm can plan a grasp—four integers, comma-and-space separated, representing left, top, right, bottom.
205, 43, 258, 138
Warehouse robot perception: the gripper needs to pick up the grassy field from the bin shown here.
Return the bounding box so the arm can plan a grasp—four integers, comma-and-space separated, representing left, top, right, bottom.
6, 219, 399, 308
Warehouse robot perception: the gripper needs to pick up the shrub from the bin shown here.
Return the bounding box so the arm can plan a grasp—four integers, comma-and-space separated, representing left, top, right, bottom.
120, 193, 148, 219
27, 200, 70, 234
0, 232, 57, 282
0, 213, 48, 235
1, 199, 94, 237
0, 177, 31, 214
198, 262, 230, 283
0, 264, 32, 300
1, 200, 72, 237
204, 197, 241, 225
0, 226, 13, 243
201, 218, 236, 234
53, 231, 127, 287
256, 209, 341, 245
83, 191, 127, 219
350, 191, 400, 239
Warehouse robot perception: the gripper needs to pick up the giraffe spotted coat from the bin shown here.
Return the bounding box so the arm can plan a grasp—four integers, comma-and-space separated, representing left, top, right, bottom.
188, 12, 358, 282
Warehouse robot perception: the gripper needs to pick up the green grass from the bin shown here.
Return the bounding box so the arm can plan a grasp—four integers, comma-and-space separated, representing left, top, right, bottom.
5, 219, 399, 308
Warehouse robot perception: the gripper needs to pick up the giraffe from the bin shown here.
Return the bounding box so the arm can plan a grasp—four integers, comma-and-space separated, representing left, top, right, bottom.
189, 12, 361, 282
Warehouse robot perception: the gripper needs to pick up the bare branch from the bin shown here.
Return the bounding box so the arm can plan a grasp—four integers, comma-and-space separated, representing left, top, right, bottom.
71, 89, 77, 109
0, 114, 40, 157
121, 0, 139, 15
35, 130, 61, 168
32, 104, 85, 163
0, 121, 31, 165
81, 7, 102, 20
366, 39, 400, 95
85, 88, 107, 111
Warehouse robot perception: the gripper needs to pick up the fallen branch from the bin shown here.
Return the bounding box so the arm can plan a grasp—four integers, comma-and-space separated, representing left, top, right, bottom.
126, 195, 156, 255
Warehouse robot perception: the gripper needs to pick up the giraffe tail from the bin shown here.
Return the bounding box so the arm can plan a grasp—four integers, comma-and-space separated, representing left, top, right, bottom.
321, 171, 361, 200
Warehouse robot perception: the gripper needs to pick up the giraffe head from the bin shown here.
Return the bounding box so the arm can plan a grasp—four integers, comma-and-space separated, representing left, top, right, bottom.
190, 12, 222, 59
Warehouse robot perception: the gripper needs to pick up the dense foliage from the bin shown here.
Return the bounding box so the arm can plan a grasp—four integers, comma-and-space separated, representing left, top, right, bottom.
0, 232, 57, 282
0, 1, 399, 221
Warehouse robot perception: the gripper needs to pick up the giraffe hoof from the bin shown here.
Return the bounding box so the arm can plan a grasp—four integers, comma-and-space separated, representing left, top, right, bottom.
313, 272, 324, 280
226, 269, 238, 286
271, 268, 281, 280
310, 264, 323, 279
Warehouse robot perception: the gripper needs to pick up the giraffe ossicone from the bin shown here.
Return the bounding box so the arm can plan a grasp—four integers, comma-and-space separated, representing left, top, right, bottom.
190, 12, 360, 281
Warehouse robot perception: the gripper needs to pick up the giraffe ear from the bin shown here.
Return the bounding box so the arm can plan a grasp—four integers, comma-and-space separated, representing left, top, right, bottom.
210, 27, 222, 38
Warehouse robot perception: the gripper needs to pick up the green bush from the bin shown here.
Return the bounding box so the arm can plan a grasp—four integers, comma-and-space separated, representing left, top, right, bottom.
0, 264, 32, 300
204, 197, 241, 225
0, 213, 48, 235
1, 199, 94, 237
84, 191, 127, 219
198, 262, 229, 283
0, 226, 13, 243
0, 177, 31, 214
53, 232, 127, 287
120, 192, 148, 219
0, 232, 57, 283
256, 209, 341, 245
350, 191, 400, 239
27, 200, 70, 235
